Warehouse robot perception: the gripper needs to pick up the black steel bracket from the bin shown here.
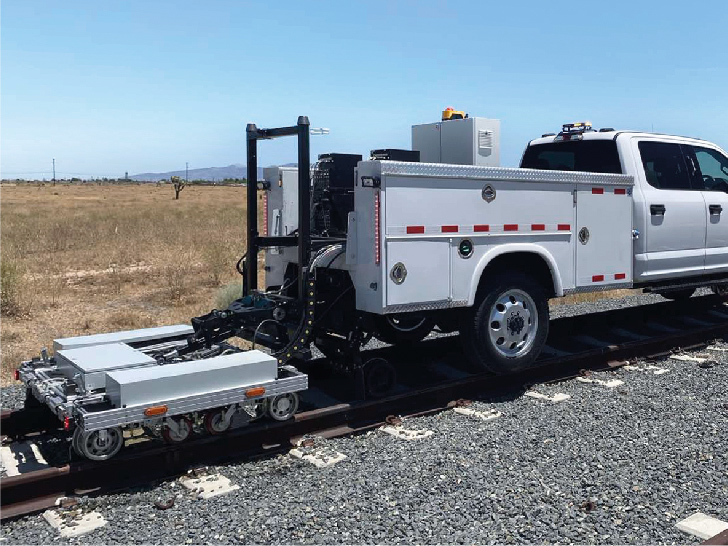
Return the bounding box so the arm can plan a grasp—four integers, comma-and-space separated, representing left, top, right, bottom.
246, 116, 311, 300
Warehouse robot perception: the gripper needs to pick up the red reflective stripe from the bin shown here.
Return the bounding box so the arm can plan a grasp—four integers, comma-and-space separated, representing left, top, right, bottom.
614, 188, 627, 195
406, 226, 425, 234
592, 274, 604, 282
557, 224, 571, 231
504, 224, 519, 231
474, 224, 490, 232
592, 188, 604, 195
614, 273, 626, 280
441, 225, 458, 233
531, 224, 545, 231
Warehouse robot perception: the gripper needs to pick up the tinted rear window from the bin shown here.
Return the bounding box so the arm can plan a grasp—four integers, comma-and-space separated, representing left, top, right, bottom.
520, 140, 623, 174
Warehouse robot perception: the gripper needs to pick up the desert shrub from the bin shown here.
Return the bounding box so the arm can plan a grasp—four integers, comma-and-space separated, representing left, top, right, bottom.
108, 310, 154, 330
215, 281, 242, 309
203, 240, 235, 286
1, 257, 23, 316
164, 254, 194, 304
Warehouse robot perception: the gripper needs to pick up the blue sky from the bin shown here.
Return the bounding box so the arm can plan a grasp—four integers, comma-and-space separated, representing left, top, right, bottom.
2, 0, 727, 179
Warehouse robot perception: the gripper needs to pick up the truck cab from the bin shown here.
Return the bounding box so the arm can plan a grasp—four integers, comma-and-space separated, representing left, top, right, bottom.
521, 125, 728, 286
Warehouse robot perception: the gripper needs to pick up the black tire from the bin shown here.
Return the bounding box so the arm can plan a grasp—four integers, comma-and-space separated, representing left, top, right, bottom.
459, 272, 549, 374
374, 313, 434, 345
657, 288, 695, 301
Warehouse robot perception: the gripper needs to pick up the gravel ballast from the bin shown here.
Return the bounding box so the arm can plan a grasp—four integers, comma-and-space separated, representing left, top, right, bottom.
1, 293, 726, 544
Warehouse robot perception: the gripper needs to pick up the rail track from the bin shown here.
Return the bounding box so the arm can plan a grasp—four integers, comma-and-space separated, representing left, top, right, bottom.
2, 295, 728, 522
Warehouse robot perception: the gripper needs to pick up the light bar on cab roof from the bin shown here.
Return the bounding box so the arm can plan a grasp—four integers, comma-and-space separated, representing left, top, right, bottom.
554, 121, 594, 142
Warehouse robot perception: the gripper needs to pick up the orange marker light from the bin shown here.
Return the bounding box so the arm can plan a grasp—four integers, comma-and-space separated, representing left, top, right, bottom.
144, 405, 168, 417
246, 387, 266, 398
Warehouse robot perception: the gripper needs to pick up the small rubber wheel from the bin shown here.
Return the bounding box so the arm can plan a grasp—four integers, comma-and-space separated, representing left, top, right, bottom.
203, 408, 232, 435
77, 427, 124, 461
459, 272, 549, 374
267, 393, 299, 421
658, 288, 695, 301
374, 313, 434, 344
363, 357, 397, 399
71, 426, 84, 458
161, 417, 193, 443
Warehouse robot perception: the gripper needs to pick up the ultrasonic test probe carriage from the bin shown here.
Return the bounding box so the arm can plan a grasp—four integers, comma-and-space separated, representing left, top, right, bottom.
17, 116, 397, 461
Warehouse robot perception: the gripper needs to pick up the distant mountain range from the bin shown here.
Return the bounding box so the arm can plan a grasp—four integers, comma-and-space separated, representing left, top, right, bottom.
130, 163, 297, 182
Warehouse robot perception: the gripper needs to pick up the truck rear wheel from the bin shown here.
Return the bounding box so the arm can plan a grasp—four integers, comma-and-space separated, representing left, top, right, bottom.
460, 272, 549, 374
374, 313, 434, 345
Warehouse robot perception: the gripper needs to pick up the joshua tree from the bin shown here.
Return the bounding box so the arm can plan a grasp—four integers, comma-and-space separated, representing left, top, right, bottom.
171, 175, 185, 200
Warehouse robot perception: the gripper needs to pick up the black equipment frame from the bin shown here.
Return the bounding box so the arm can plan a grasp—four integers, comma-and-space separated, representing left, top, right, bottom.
246, 116, 311, 300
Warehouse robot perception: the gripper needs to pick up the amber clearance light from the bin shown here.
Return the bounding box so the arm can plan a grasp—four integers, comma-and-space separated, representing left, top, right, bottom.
144, 405, 168, 417
245, 387, 266, 398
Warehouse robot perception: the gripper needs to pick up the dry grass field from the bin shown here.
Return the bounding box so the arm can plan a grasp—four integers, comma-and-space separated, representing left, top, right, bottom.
0, 183, 636, 386
0, 183, 264, 385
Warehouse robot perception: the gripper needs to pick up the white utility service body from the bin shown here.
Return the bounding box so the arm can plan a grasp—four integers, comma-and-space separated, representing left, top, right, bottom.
348, 161, 633, 314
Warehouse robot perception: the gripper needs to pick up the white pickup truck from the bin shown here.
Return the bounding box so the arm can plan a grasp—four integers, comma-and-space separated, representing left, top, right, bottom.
265, 120, 728, 374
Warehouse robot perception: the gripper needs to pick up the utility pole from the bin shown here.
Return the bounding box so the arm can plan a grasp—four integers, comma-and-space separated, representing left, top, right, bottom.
186, 162, 189, 184
52, 158, 56, 186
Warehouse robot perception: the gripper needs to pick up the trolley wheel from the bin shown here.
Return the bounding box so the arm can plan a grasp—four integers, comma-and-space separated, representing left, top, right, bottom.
266, 393, 299, 421
203, 408, 233, 435
161, 416, 193, 444
363, 357, 397, 399
657, 288, 695, 301
71, 426, 84, 458
374, 313, 434, 345
459, 271, 549, 374
76, 427, 124, 461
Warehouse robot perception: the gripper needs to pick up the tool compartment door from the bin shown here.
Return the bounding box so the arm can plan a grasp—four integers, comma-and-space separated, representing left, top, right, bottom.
385, 239, 450, 306
575, 184, 633, 287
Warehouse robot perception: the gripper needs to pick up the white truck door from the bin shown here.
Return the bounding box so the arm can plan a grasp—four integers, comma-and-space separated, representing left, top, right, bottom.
688, 144, 728, 274
631, 139, 706, 281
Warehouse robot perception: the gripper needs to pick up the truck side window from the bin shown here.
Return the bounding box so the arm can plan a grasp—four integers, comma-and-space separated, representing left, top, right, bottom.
638, 141, 693, 190
520, 141, 622, 174
691, 146, 728, 192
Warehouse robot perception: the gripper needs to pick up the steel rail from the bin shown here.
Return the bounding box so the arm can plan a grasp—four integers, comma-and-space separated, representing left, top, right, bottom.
2, 296, 727, 521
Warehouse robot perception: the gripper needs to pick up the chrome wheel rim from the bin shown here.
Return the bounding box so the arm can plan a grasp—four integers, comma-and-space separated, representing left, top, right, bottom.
80, 427, 124, 461
488, 289, 538, 358
267, 393, 299, 421
386, 314, 427, 332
